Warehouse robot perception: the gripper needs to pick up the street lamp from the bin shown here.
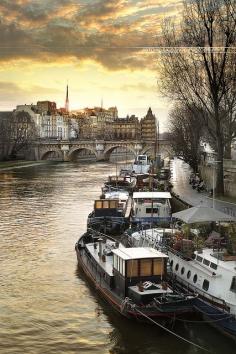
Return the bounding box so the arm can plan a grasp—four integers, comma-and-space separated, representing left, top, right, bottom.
211, 160, 222, 209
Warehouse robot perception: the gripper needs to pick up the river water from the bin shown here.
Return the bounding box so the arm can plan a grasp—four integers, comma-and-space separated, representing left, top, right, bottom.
0, 162, 235, 354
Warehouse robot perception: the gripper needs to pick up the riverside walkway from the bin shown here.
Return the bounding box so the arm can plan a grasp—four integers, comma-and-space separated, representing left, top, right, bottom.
170, 158, 236, 217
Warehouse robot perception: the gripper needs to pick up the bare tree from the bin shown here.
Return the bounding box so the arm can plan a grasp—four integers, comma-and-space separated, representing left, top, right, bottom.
159, 0, 236, 195
0, 111, 36, 160
168, 103, 204, 172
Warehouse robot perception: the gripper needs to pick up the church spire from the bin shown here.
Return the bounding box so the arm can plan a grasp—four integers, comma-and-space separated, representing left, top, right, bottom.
65, 84, 69, 112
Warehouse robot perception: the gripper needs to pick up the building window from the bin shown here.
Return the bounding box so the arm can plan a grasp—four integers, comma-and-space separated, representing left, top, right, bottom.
181, 267, 185, 275
230, 276, 236, 293
187, 270, 191, 279
202, 279, 209, 291
193, 274, 198, 283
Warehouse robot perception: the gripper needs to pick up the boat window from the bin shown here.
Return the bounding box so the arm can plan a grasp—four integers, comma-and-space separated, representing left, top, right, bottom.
122, 260, 125, 276
210, 262, 218, 270
181, 267, 185, 275
113, 254, 118, 270
103, 200, 109, 209
187, 270, 191, 279
193, 274, 198, 283
95, 200, 103, 209
146, 208, 159, 214
119, 257, 123, 275
110, 200, 117, 209
175, 263, 179, 271
230, 276, 236, 293
196, 255, 203, 262
153, 259, 164, 276
203, 259, 210, 266
202, 279, 209, 291
140, 259, 152, 276
127, 260, 138, 277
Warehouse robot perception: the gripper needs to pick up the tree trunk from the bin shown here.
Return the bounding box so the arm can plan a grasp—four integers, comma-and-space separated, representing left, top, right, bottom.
216, 140, 224, 196
224, 141, 231, 160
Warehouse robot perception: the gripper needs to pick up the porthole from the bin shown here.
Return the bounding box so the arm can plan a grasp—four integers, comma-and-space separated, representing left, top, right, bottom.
181, 267, 185, 275
187, 270, 191, 279
202, 279, 209, 291
175, 263, 179, 271
193, 274, 198, 283
170, 260, 173, 268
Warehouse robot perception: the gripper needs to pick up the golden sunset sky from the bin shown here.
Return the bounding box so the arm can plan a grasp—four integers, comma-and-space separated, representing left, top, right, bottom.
0, 0, 182, 130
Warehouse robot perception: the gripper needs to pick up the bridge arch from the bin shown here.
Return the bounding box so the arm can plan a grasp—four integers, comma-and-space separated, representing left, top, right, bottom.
103, 144, 136, 160
68, 146, 97, 161
40, 149, 63, 161
141, 145, 173, 160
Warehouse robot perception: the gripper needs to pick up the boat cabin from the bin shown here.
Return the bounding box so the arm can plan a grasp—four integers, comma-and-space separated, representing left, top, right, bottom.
132, 192, 172, 225
132, 155, 151, 174
93, 199, 124, 217
112, 247, 168, 299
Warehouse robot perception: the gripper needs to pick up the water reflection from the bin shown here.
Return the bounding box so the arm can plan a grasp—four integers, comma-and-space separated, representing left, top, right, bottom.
0, 162, 235, 354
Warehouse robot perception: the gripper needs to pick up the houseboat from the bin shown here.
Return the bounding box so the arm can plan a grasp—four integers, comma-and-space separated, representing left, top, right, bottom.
87, 192, 131, 235
132, 155, 151, 175
131, 192, 172, 228
102, 175, 136, 194
75, 231, 196, 322
168, 241, 236, 339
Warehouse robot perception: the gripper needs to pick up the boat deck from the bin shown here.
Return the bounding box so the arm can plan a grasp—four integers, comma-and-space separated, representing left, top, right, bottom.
85, 242, 114, 276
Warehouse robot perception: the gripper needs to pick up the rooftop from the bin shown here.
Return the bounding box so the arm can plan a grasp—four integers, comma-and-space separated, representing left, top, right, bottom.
133, 192, 172, 199
112, 247, 168, 260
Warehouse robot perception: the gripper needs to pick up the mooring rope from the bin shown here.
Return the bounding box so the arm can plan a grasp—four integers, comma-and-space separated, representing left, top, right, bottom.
135, 308, 210, 352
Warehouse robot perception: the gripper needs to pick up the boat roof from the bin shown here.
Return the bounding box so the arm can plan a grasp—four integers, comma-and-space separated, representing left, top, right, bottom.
112, 247, 168, 260
105, 191, 129, 199
133, 192, 172, 199
197, 248, 236, 271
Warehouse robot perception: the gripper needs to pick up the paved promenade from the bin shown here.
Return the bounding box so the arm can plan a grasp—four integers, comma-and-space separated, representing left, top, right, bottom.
170, 158, 236, 217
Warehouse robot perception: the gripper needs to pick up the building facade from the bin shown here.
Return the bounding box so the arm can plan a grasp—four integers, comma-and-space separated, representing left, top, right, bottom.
140, 107, 157, 141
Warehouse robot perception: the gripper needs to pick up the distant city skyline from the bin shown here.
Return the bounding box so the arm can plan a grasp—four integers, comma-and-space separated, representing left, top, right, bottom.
0, 0, 182, 131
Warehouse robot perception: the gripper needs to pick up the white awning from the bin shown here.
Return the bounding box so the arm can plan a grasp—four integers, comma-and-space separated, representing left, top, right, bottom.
172, 205, 235, 223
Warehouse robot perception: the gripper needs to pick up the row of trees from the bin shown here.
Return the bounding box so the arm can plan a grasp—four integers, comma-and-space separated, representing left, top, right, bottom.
0, 111, 36, 160
159, 0, 236, 195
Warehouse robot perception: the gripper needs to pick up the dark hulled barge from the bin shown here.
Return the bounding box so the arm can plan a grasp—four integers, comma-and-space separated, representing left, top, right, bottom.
75, 231, 196, 322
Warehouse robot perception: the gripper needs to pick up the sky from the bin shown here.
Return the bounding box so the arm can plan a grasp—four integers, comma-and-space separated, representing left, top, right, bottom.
0, 0, 182, 131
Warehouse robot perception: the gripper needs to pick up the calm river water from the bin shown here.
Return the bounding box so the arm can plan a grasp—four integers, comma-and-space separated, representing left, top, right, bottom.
0, 162, 235, 354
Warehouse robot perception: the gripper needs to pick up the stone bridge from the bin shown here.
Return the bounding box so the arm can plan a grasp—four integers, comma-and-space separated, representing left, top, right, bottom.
33, 139, 173, 161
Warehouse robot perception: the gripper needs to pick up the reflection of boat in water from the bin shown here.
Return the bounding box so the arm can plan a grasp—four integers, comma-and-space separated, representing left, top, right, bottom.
87, 191, 131, 235
131, 192, 172, 228
75, 231, 196, 323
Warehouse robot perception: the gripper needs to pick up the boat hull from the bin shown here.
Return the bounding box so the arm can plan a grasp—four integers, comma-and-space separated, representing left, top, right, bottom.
87, 216, 129, 235
75, 239, 195, 323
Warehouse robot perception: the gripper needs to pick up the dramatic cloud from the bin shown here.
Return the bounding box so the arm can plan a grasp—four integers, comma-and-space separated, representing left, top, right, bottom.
0, 0, 181, 70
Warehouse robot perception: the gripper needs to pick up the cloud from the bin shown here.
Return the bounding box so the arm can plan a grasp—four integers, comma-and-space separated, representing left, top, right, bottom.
0, 0, 181, 70
0, 81, 63, 106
